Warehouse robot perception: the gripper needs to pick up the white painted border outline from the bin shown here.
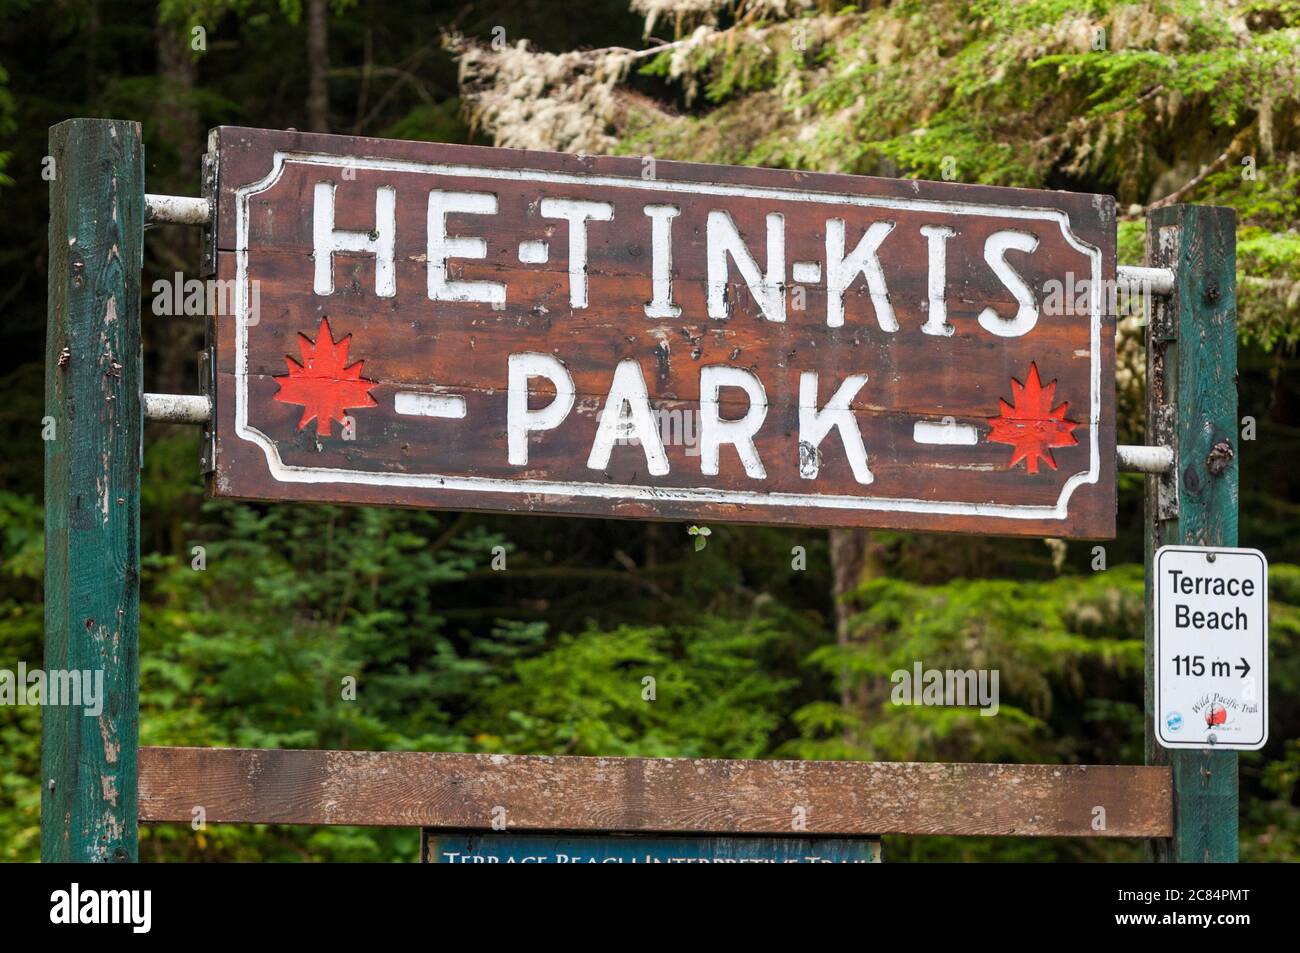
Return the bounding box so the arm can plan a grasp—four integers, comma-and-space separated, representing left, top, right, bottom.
233, 151, 1104, 521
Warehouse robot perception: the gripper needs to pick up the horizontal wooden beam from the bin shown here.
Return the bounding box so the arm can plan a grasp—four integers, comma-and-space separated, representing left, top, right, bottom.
138, 747, 1172, 838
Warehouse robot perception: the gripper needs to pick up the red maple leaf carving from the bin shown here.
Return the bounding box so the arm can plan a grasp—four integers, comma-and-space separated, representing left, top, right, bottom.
987, 363, 1079, 474
273, 317, 377, 436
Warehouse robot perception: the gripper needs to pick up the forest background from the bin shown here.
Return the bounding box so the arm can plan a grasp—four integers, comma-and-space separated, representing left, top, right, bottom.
1, 0, 1297, 862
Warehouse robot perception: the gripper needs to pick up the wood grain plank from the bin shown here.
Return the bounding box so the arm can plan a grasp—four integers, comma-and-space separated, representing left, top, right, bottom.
1143, 204, 1240, 862
42, 118, 144, 864
139, 746, 1172, 837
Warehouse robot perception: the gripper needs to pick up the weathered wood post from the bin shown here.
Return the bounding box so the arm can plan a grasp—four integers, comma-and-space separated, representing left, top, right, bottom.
1144, 203, 1239, 862
42, 118, 145, 862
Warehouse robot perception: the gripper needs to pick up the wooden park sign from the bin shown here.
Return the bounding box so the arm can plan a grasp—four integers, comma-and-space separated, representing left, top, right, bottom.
46, 120, 1242, 864
210, 127, 1116, 537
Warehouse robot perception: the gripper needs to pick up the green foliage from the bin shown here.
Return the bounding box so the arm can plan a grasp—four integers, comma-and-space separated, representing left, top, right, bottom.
0, 443, 825, 861
1240, 563, 1300, 860
2, 0, 1298, 864
786, 567, 1146, 766
626, 0, 1300, 346
381, 99, 469, 144
687, 524, 712, 551
139, 500, 512, 753
467, 618, 794, 758
0, 491, 42, 860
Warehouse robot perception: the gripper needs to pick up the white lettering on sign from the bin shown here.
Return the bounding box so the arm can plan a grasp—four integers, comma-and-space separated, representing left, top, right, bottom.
798, 372, 873, 484
428, 190, 506, 306
312, 182, 395, 297
707, 210, 786, 323
507, 352, 575, 466
825, 218, 896, 331
699, 365, 768, 479
643, 204, 682, 319
540, 197, 614, 309
1154, 546, 1268, 751
588, 359, 669, 476
311, 185, 1051, 341
233, 149, 1107, 529
919, 225, 957, 337
978, 230, 1040, 337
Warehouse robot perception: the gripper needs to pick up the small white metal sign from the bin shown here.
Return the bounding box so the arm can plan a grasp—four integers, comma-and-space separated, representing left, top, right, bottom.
1154, 545, 1268, 750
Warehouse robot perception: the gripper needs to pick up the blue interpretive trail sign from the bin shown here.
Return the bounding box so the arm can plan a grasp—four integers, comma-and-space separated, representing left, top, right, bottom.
423, 831, 882, 864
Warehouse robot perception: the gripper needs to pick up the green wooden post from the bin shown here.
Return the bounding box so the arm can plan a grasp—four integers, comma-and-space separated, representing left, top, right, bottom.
42, 118, 144, 862
1144, 203, 1239, 862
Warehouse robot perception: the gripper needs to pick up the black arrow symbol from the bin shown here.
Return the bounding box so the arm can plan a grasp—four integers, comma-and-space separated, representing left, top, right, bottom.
1236, 657, 1251, 677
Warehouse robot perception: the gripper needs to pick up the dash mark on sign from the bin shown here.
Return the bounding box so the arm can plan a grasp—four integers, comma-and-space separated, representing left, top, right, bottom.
395, 392, 468, 419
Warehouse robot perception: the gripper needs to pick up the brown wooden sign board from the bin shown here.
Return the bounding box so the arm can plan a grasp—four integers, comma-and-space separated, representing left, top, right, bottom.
209, 126, 1116, 537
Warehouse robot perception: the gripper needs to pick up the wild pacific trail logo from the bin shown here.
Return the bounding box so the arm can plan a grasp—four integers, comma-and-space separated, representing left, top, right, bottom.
1190, 692, 1259, 737
1192, 692, 1234, 728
